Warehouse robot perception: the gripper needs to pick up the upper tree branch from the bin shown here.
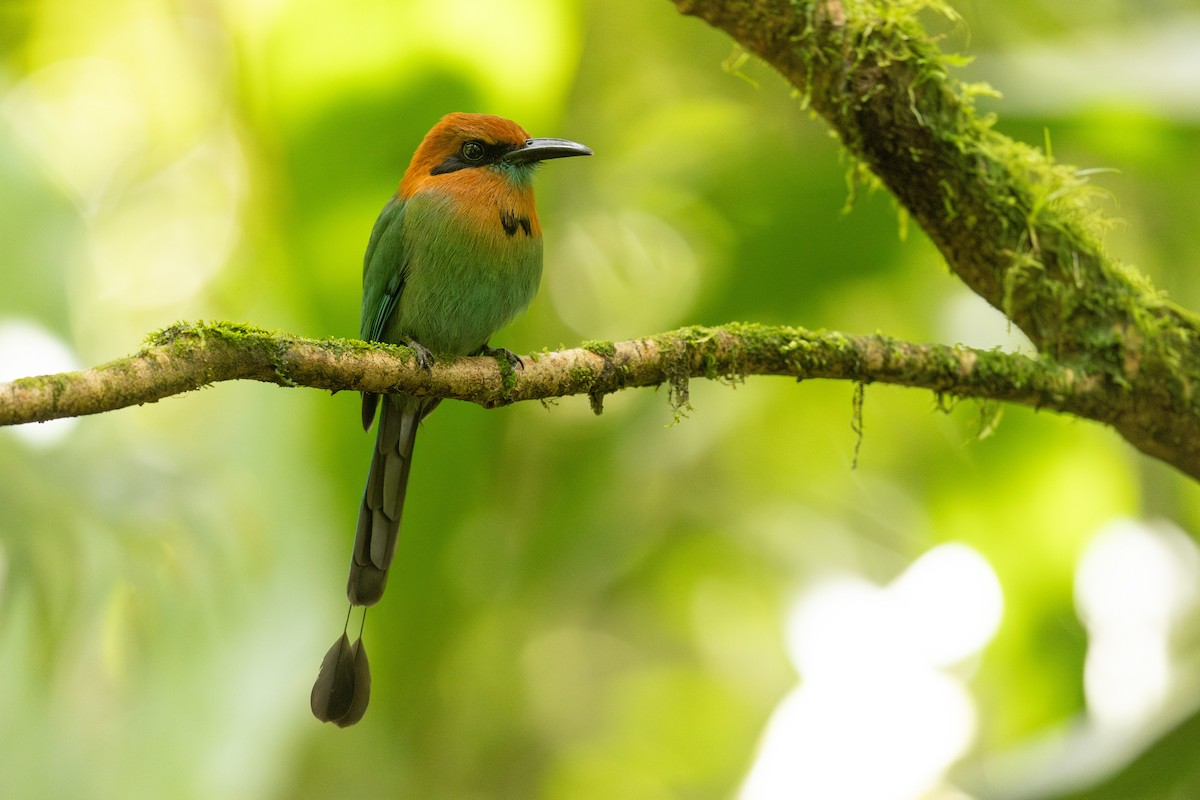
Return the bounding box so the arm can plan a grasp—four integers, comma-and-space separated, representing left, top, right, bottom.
670, 0, 1200, 480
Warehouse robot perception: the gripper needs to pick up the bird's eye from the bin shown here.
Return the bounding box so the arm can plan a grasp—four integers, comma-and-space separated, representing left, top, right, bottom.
461, 141, 486, 162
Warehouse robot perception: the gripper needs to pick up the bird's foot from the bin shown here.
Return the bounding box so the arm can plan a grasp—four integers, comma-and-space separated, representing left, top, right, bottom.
479, 343, 524, 371
406, 339, 434, 371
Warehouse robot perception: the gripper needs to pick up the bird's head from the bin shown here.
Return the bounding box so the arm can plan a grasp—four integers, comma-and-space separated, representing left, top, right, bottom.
399, 112, 591, 197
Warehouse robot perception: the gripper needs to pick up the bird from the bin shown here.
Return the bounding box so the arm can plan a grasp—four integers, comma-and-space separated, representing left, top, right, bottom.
311, 112, 591, 727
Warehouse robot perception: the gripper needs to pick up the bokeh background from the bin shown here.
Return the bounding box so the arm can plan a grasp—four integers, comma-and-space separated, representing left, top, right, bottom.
3, 1, 1200, 798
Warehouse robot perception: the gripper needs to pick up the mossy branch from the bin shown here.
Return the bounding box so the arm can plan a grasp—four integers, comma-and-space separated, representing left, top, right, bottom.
5, 3, 1200, 489
670, 0, 1200, 480
0, 318, 1148, 456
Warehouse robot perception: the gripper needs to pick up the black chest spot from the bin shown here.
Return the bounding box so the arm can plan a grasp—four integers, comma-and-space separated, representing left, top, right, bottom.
500, 209, 533, 237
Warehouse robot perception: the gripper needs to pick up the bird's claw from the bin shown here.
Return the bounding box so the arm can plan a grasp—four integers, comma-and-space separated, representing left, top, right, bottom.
407, 340, 434, 371
480, 344, 524, 371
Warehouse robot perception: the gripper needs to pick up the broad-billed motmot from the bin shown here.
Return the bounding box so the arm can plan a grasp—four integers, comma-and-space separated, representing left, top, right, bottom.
311, 113, 592, 726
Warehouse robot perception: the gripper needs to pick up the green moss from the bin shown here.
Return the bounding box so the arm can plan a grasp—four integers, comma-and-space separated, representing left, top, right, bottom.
652, 330, 699, 421
211, 320, 275, 339
566, 362, 597, 388
850, 381, 865, 468
581, 339, 616, 358
11, 374, 61, 403
144, 320, 276, 351
975, 398, 1004, 440
327, 336, 373, 357
143, 322, 189, 348
814, 0, 1200, 408
496, 354, 519, 391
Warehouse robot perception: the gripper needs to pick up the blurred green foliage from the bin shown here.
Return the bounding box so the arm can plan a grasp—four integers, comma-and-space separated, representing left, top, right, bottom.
2, 1, 1200, 798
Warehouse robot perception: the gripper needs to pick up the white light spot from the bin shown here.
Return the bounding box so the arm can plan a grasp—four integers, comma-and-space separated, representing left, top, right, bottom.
744, 544, 1004, 799
890, 542, 1005, 668
1075, 518, 1200, 728
939, 289, 1033, 352
0, 318, 81, 446
1, 58, 149, 206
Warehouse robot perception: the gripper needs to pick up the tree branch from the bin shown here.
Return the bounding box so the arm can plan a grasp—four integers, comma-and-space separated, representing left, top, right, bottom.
6, 2, 1200, 488
670, 0, 1200, 480
0, 319, 1124, 450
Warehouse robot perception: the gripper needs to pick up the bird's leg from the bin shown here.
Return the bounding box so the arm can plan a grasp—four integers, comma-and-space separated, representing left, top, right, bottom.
478, 343, 525, 371
405, 339, 435, 371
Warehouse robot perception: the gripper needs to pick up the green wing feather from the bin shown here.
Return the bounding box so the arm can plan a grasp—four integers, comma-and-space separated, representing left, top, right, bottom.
359, 197, 408, 430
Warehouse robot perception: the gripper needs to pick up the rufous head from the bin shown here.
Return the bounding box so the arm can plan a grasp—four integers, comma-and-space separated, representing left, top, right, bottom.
398, 113, 591, 198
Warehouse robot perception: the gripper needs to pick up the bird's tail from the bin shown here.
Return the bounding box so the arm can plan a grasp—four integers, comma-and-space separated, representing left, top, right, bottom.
348, 396, 422, 606
312, 395, 427, 726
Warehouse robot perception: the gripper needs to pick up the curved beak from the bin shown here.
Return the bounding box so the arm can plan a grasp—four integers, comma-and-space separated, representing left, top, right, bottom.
503, 137, 593, 165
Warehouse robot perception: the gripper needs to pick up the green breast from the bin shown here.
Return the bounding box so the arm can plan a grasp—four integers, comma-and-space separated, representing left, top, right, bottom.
388, 192, 543, 355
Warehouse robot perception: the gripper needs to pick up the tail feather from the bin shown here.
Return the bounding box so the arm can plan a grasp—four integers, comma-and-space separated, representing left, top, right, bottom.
348, 397, 420, 606
361, 391, 380, 431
